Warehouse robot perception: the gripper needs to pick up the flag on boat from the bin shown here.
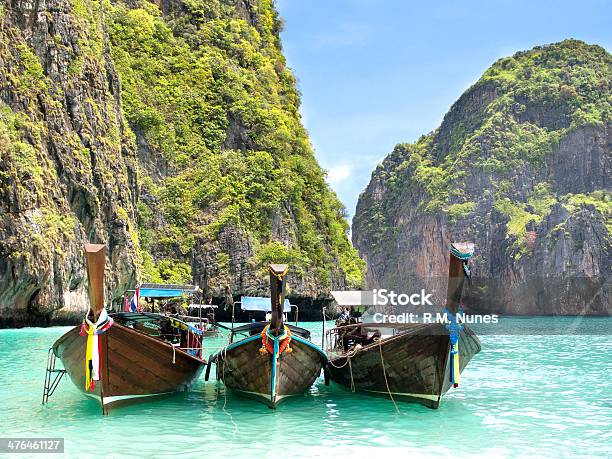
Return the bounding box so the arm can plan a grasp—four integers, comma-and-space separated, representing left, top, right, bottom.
130, 287, 139, 312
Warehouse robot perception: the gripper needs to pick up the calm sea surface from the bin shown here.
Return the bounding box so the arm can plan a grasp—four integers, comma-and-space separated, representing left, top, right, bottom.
0, 318, 610, 458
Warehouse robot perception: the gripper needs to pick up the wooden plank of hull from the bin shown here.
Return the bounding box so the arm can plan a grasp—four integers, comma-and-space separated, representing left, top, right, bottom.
328, 324, 481, 409
216, 336, 326, 408
53, 323, 205, 413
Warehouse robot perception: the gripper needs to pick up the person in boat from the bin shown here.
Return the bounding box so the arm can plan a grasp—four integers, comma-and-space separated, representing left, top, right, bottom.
338, 307, 350, 323
159, 318, 176, 343
166, 303, 178, 315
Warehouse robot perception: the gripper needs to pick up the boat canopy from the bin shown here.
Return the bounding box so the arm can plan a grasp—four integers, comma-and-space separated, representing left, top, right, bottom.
240, 296, 291, 312
139, 283, 199, 298
330, 290, 371, 311
112, 312, 204, 336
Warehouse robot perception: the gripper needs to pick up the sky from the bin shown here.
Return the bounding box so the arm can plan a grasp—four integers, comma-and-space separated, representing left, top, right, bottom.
275, 0, 611, 221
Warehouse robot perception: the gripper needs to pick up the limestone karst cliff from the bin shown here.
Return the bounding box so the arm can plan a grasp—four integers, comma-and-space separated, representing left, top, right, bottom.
353, 40, 610, 315
0, 0, 140, 326
0, 0, 363, 326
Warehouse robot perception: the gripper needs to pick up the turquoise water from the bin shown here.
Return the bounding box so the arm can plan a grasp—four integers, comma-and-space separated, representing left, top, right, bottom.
0, 318, 610, 458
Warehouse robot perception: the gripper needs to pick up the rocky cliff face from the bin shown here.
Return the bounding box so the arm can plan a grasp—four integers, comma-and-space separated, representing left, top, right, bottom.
106, 0, 363, 302
353, 40, 611, 315
0, 0, 363, 326
0, 0, 140, 326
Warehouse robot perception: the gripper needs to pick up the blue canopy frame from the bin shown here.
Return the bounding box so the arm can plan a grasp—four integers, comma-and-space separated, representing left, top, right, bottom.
137, 283, 199, 299
240, 296, 292, 312
140, 288, 185, 298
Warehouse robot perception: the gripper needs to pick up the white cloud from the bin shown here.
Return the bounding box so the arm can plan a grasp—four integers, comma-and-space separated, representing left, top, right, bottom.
327, 164, 352, 183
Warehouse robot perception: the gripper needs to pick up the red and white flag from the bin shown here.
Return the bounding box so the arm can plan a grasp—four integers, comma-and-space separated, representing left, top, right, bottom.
130, 287, 139, 312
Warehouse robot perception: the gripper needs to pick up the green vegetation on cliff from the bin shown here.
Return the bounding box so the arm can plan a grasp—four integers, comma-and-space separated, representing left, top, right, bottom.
106, 0, 363, 288
0, 0, 362, 325
358, 40, 610, 256
0, 0, 144, 321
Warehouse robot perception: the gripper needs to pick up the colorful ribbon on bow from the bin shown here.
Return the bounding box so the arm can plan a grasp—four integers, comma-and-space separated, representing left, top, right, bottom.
445, 307, 462, 388
259, 324, 292, 357
79, 308, 113, 391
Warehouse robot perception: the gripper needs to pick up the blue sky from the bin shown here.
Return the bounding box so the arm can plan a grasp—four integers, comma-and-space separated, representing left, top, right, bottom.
275, 0, 611, 220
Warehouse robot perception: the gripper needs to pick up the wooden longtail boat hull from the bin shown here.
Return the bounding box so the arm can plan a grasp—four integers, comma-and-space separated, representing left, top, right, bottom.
214, 334, 327, 408
53, 322, 205, 413
328, 324, 481, 409
327, 242, 480, 408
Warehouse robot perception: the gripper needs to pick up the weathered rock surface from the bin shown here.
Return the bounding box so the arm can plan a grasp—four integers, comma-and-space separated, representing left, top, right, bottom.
0, 0, 361, 326
106, 0, 362, 306
353, 41, 611, 315
0, 0, 139, 326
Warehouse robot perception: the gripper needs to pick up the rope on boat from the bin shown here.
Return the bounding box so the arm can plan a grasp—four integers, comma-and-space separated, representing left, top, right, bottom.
327, 346, 359, 369
221, 346, 228, 409
348, 355, 355, 392
327, 358, 349, 369
328, 343, 360, 391
219, 344, 238, 435
329, 333, 399, 412
213, 328, 234, 414
269, 264, 289, 281
377, 337, 399, 413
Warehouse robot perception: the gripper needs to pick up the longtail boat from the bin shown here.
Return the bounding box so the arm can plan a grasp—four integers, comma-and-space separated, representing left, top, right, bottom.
50, 244, 207, 414
208, 264, 328, 408
325, 243, 481, 409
